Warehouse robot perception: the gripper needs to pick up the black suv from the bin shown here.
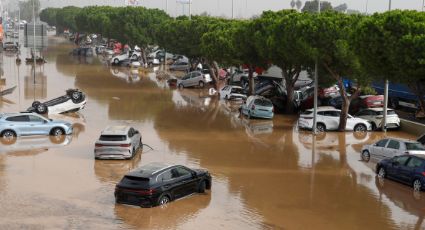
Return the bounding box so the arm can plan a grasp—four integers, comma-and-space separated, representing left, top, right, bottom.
115, 162, 211, 207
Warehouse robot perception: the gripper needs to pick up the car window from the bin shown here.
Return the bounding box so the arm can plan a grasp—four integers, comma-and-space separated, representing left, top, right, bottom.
393, 155, 409, 165
254, 99, 272, 107
231, 88, 243, 94
406, 142, 425, 151
158, 170, 173, 181
376, 139, 388, 147
406, 157, 424, 168
28, 115, 45, 122
5, 115, 29, 122
170, 168, 180, 179
175, 167, 192, 178
387, 140, 400, 150
128, 129, 133, 137
222, 86, 228, 91
99, 135, 126, 141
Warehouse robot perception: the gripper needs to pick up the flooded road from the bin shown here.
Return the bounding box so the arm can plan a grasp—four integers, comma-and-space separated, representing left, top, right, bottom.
0, 35, 424, 229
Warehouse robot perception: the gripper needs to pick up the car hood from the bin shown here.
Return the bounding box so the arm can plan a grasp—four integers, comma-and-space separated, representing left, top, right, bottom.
349, 117, 368, 123
193, 169, 209, 176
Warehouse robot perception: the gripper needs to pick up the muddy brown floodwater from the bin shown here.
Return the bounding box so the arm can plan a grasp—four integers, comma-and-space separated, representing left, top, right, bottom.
0, 35, 424, 230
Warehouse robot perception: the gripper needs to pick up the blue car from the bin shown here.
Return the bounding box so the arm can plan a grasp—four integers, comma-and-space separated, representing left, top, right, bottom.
241, 95, 274, 119
376, 154, 425, 191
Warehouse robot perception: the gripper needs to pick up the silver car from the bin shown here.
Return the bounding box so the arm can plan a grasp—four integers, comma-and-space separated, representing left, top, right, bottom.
361, 138, 425, 161
177, 71, 212, 88
0, 113, 73, 139
94, 126, 142, 160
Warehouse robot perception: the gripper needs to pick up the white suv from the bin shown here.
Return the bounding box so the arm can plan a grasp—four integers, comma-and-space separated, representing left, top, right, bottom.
355, 108, 400, 130
94, 126, 142, 160
298, 106, 372, 132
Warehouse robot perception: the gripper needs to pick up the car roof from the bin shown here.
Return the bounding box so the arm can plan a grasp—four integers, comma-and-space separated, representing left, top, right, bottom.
382, 137, 420, 143
364, 107, 394, 112
306, 106, 339, 112
101, 126, 131, 135
2, 112, 39, 117
126, 162, 174, 178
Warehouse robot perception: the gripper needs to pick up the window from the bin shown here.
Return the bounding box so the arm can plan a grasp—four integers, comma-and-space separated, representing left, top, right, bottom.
5, 115, 29, 122
99, 135, 127, 141
175, 167, 192, 177
375, 139, 389, 147
393, 155, 409, 165
158, 170, 173, 181
254, 99, 272, 107
28, 115, 45, 122
406, 142, 425, 151
387, 140, 400, 150
324, 111, 340, 117
406, 157, 424, 168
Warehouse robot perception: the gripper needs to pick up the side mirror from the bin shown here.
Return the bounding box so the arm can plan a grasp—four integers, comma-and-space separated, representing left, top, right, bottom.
191, 171, 197, 178
43, 120, 48, 123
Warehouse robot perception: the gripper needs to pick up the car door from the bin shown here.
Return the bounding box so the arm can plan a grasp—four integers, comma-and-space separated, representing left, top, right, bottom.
6, 115, 31, 135
175, 166, 198, 196
398, 156, 423, 185
27, 115, 50, 135
322, 111, 339, 130
181, 73, 191, 87
384, 140, 401, 158
386, 155, 410, 180
370, 139, 389, 159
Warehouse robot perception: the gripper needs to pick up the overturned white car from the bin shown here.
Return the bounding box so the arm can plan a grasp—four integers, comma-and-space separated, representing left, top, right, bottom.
27, 89, 87, 114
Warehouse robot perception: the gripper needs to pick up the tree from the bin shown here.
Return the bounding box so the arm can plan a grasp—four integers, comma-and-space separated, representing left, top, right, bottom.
55, 6, 81, 33
333, 3, 348, 13
302, 0, 332, 13
39, 7, 59, 26
304, 12, 366, 131
253, 10, 314, 113
353, 10, 425, 115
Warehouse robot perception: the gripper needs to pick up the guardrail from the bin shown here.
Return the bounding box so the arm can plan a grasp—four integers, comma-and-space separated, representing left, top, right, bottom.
400, 119, 425, 136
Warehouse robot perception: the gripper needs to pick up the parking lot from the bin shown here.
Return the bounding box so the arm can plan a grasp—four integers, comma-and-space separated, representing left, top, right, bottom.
0, 35, 424, 229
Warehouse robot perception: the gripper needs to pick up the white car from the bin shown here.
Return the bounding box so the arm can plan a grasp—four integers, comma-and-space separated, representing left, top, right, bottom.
94, 126, 142, 160
361, 138, 425, 161
110, 52, 132, 65
219, 85, 247, 100
27, 89, 86, 114
177, 71, 212, 88
298, 106, 372, 132
355, 108, 400, 130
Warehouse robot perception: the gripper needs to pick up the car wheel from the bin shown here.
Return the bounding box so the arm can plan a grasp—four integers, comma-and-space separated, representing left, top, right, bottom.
371, 122, 377, 131
178, 84, 184, 89
36, 103, 48, 114
157, 194, 170, 206
139, 139, 143, 150
198, 180, 206, 193
378, 167, 386, 178
361, 150, 370, 162
413, 179, 422, 191
225, 95, 229, 100
51, 127, 64, 136
1, 130, 16, 145
316, 123, 326, 132
354, 124, 367, 132
71, 91, 82, 102
199, 81, 205, 88
114, 58, 119, 64
31, 101, 41, 108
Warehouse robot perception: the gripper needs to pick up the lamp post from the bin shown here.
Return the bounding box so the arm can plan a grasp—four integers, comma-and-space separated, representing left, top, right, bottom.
32, 0, 36, 84
312, 0, 320, 134
382, 0, 391, 132
232, 0, 234, 19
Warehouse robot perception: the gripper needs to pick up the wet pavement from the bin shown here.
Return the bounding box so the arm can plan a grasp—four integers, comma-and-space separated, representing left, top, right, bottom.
0, 35, 424, 229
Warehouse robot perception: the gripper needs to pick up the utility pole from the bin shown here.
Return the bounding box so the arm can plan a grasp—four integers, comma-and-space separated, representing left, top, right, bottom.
33, 0, 36, 84
312, 0, 320, 134
189, 0, 191, 20
382, 0, 391, 132
232, 0, 234, 19
422, 0, 424, 11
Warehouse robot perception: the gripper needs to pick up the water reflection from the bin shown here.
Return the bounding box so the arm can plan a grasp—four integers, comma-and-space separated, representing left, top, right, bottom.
48, 113, 86, 138
0, 135, 72, 155
94, 151, 142, 184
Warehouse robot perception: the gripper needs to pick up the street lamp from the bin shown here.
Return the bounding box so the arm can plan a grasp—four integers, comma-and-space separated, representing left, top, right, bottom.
382, 0, 391, 132
312, 0, 320, 134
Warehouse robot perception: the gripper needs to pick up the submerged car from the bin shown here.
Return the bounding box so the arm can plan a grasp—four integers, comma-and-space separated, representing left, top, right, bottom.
376, 154, 425, 191
241, 95, 274, 119
94, 126, 142, 160
298, 106, 372, 132
169, 60, 190, 71
361, 138, 425, 162
115, 162, 211, 207
27, 89, 86, 114
3, 42, 18, 51
177, 71, 212, 88
219, 85, 247, 100
355, 108, 400, 130
0, 113, 73, 139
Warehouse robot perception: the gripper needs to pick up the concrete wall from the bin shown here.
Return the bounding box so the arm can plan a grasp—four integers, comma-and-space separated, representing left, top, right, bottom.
400, 119, 425, 136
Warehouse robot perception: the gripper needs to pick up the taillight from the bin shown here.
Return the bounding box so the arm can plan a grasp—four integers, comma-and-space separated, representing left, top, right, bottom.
422, 172, 425, 177
251, 104, 255, 110
136, 189, 156, 195
120, 143, 131, 147
95, 143, 103, 147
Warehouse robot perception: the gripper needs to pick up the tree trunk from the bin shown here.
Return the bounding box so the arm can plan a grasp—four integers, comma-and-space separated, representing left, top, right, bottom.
337, 77, 350, 132
248, 64, 255, 96
408, 81, 425, 118
141, 49, 147, 67
281, 66, 301, 114
211, 61, 220, 90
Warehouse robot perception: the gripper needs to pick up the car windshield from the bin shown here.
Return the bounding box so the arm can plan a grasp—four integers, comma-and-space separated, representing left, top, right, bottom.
303, 111, 313, 115
231, 88, 244, 94
99, 135, 126, 141
254, 99, 272, 106
376, 110, 396, 115
406, 142, 425, 151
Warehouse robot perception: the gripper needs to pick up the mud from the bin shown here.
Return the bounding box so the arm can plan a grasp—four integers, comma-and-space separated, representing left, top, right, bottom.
0, 35, 423, 229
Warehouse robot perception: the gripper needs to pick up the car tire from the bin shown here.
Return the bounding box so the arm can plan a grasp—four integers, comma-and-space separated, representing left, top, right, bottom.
49, 135, 66, 144
71, 91, 83, 103
139, 139, 143, 150
316, 123, 326, 132
178, 84, 184, 89
198, 180, 206, 193
1, 130, 16, 145
371, 122, 377, 131
378, 167, 386, 178
413, 179, 422, 191
35, 103, 48, 114
225, 95, 229, 100
50, 127, 64, 136
199, 81, 205, 88
354, 124, 367, 132
32, 101, 41, 108
114, 58, 119, 64
361, 150, 370, 162
157, 194, 170, 206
